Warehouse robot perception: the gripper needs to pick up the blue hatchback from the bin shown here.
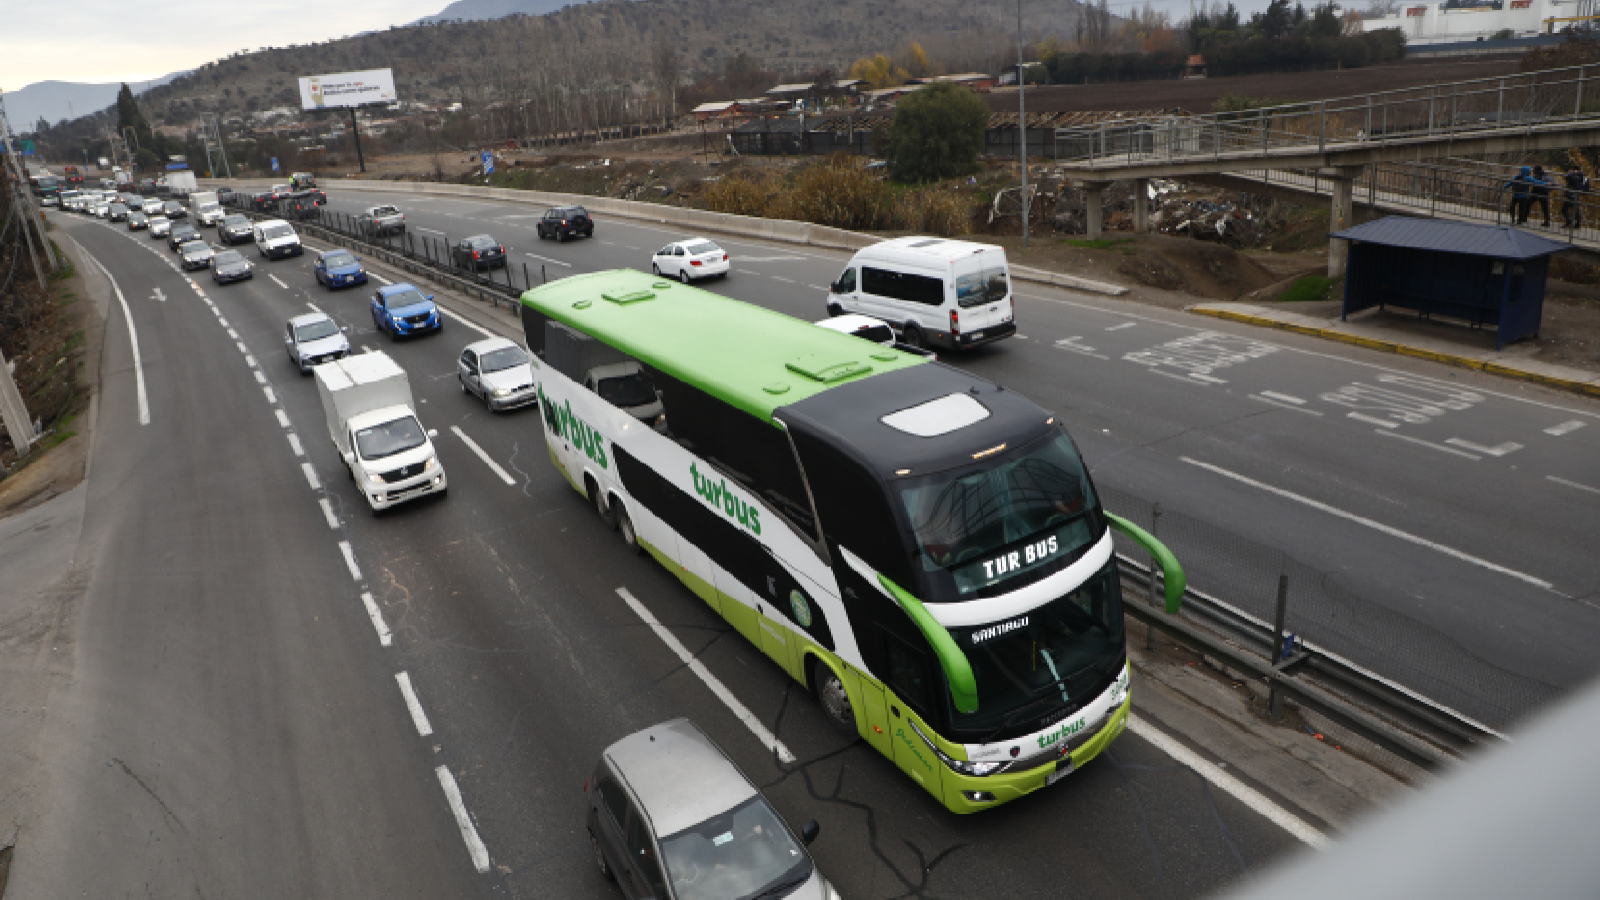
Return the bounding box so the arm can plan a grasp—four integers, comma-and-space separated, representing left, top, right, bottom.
314, 249, 368, 289
371, 283, 443, 340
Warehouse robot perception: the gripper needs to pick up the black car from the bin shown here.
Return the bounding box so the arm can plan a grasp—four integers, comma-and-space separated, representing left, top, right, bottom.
535, 206, 593, 242
452, 235, 507, 270
216, 187, 236, 205
210, 249, 253, 284
277, 192, 323, 221
250, 192, 277, 212
107, 203, 129, 222
179, 241, 215, 272
219, 214, 254, 245
167, 223, 200, 250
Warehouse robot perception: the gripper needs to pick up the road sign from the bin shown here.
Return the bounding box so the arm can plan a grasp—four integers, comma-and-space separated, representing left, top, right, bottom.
481, 150, 494, 175
271, 157, 280, 172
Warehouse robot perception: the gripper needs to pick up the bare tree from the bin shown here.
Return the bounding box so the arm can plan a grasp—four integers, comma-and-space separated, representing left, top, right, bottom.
653, 37, 682, 125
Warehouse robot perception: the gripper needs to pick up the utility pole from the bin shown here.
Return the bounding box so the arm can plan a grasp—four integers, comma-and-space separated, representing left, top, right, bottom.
0, 88, 57, 282
349, 107, 366, 173
1017, 0, 1030, 249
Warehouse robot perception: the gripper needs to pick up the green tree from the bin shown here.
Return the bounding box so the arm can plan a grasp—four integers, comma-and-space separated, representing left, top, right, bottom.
115, 82, 154, 149
881, 83, 988, 183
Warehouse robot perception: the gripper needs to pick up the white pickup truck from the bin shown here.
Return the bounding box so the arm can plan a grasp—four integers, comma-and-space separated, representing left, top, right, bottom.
315, 352, 447, 514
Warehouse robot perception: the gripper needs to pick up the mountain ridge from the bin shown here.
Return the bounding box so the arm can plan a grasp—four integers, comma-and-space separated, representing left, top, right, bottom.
5, 74, 186, 130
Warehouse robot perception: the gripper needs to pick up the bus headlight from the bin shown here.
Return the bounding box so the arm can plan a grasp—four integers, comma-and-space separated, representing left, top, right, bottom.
909, 720, 1008, 777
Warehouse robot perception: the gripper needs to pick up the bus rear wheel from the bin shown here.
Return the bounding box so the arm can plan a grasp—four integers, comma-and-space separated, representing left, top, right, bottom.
591, 480, 617, 530
617, 504, 643, 555
812, 659, 857, 737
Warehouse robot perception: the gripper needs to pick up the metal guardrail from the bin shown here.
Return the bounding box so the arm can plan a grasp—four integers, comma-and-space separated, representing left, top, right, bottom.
1056, 62, 1600, 165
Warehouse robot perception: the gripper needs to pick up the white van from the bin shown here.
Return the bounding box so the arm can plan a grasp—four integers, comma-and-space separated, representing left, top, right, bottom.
254, 218, 303, 260
825, 237, 1015, 351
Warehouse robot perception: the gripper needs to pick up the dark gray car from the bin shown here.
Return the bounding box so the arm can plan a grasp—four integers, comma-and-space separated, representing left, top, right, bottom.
586, 719, 837, 900
211, 249, 253, 284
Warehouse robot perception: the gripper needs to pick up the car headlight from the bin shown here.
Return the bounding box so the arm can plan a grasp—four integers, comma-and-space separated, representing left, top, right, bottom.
493, 388, 511, 398
422, 456, 439, 472
365, 471, 385, 487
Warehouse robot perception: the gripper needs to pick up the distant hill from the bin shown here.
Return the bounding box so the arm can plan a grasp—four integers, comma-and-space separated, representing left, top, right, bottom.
415, 0, 599, 24
5, 74, 186, 131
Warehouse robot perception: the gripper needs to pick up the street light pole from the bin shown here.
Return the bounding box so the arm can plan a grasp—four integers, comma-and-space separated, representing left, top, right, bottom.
1017, 0, 1029, 249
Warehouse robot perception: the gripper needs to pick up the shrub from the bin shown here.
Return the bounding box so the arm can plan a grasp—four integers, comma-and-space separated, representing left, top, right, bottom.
882, 83, 988, 184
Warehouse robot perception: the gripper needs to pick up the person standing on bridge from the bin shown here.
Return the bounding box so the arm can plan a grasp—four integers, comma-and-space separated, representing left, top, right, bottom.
1563, 165, 1589, 230
1531, 165, 1553, 228
1504, 166, 1534, 225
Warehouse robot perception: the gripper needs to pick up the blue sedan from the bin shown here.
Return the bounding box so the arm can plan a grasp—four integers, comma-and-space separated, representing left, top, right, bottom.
314, 249, 369, 289
370, 283, 443, 341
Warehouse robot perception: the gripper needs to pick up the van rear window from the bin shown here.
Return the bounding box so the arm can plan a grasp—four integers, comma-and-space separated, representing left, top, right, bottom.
862, 267, 944, 306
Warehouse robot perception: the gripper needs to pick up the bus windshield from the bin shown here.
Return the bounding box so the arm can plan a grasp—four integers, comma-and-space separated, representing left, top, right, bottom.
897, 430, 1099, 596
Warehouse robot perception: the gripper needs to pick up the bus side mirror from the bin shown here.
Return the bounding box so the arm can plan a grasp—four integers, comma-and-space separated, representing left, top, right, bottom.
1106, 512, 1186, 613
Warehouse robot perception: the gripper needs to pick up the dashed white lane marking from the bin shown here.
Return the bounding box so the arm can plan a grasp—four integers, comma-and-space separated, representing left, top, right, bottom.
450, 426, 516, 485
318, 498, 340, 529
245, 355, 257, 368
436, 766, 492, 874
263, 387, 277, 403
1054, 337, 1109, 359
301, 462, 322, 490
615, 586, 796, 764
276, 409, 291, 428
218, 317, 229, 327
338, 541, 363, 582
395, 672, 434, 736
82, 249, 151, 426
227, 328, 239, 339
287, 433, 304, 457
1259, 391, 1305, 405
601, 240, 615, 246
770, 275, 795, 283
1545, 420, 1585, 436
360, 592, 392, 645
807, 284, 827, 291
235, 341, 247, 354
1127, 716, 1327, 848
1548, 475, 1600, 496
1347, 412, 1399, 429
1445, 438, 1522, 457
524, 252, 571, 267
253, 370, 267, 385
1189, 373, 1228, 384
1106, 322, 1136, 331
1250, 394, 1323, 416
1181, 457, 1552, 590
1375, 430, 1481, 460
414, 226, 445, 235
306, 301, 325, 314
269, 274, 289, 289
1152, 369, 1206, 386
373, 274, 394, 285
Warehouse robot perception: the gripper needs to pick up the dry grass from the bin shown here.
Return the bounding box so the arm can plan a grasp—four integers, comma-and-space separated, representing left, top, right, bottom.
701, 156, 976, 236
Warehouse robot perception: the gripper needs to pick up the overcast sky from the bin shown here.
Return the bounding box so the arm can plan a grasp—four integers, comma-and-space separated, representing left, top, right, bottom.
0, 0, 446, 93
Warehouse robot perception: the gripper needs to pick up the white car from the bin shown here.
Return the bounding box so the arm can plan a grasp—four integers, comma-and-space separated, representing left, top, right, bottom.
147, 216, 172, 237
815, 313, 938, 359
284, 313, 351, 374
651, 238, 729, 283
93, 201, 111, 218
456, 337, 538, 411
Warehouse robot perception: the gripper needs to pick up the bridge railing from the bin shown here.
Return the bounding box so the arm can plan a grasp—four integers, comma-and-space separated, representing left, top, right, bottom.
1055, 63, 1600, 165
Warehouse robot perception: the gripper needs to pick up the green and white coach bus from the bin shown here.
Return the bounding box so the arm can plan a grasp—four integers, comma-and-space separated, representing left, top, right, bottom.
521, 270, 1184, 814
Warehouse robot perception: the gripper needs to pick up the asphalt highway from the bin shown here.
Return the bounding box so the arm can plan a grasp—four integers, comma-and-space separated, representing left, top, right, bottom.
8, 212, 1315, 898
314, 187, 1600, 730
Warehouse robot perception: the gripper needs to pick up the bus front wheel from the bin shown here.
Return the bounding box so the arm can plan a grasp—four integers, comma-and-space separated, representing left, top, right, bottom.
812, 659, 858, 738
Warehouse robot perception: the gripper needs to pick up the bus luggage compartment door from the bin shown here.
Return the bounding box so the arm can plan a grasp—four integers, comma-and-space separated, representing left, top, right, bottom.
852, 675, 894, 760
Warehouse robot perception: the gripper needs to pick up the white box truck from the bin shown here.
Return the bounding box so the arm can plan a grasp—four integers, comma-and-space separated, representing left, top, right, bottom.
315, 352, 448, 514
189, 190, 223, 226
163, 171, 198, 197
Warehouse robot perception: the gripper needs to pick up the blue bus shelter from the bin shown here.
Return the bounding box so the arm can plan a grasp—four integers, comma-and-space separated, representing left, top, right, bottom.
1330, 216, 1569, 350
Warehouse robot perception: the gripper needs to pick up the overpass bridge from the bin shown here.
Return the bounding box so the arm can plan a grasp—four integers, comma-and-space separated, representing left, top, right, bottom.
1051, 63, 1600, 273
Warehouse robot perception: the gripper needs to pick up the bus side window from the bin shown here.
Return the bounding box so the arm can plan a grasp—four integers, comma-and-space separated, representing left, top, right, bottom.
521, 304, 551, 359
882, 628, 934, 716
789, 428, 914, 589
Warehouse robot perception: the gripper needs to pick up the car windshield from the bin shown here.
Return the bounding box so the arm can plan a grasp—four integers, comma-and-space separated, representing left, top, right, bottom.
214, 251, 244, 265
384, 288, 429, 309
954, 257, 1010, 308
200, 203, 220, 213
295, 319, 339, 342
480, 346, 528, 373
659, 795, 811, 900
130, 212, 146, 221
223, 216, 248, 226
565, 207, 588, 217
174, 227, 196, 238
261, 225, 294, 240
183, 245, 210, 258
372, 206, 399, 216
686, 241, 720, 256
897, 431, 1099, 596
355, 415, 426, 461
946, 560, 1126, 734
597, 372, 656, 408
323, 251, 357, 267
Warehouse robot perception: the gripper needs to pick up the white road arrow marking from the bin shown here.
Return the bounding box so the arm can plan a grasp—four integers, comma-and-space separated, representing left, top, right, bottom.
1444, 438, 1523, 457
152, 287, 166, 302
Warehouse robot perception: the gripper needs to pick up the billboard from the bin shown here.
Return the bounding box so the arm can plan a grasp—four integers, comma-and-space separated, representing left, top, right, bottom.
298, 68, 397, 111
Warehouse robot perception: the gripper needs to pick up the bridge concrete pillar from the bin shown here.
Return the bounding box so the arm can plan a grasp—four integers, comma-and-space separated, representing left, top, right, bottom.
1134, 178, 1150, 234
1325, 166, 1363, 279
1082, 180, 1110, 240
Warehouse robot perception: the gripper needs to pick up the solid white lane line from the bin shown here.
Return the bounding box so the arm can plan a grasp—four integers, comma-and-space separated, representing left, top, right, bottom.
1548, 475, 1600, 496
306, 301, 325, 314
444, 311, 496, 340
1127, 716, 1328, 848
1181, 457, 1552, 589
301, 462, 321, 490
360, 592, 392, 645
287, 432, 304, 456
1444, 438, 1523, 457
318, 498, 340, 529
1545, 420, 1585, 436
436, 766, 492, 874
1152, 369, 1206, 386
615, 587, 796, 763
1375, 429, 1481, 460
269, 274, 289, 289
339, 541, 362, 581
1249, 395, 1323, 416
1106, 321, 1136, 331
395, 672, 434, 736
1347, 412, 1399, 429
1259, 390, 1306, 405
524, 252, 571, 267
276, 409, 291, 428
263, 386, 277, 404
83, 250, 150, 426
450, 426, 516, 485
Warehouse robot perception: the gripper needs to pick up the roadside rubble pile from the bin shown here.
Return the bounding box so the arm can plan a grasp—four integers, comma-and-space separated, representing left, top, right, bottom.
1044, 177, 1293, 249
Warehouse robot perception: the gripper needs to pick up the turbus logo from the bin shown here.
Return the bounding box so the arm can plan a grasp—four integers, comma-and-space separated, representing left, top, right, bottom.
1036, 715, 1087, 750
690, 463, 761, 535
539, 385, 608, 469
